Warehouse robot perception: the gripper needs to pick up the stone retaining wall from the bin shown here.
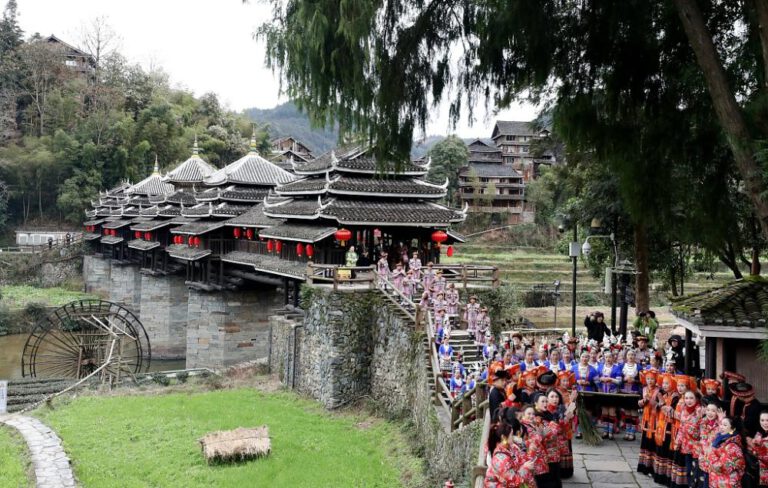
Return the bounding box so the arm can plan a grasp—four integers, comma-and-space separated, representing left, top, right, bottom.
269, 287, 482, 484
83, 255, 111, 297
139, 273, 188, 359
109, 264, 142, 316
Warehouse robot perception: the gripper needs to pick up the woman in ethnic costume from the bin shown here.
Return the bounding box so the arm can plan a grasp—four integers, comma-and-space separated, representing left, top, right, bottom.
747, 411, 768, 488
422, 261, 436, 291
445, 283, 460, 316
377, 251, 391, 286
595, 350, 622, 440
620, 350, 642, 441
464, 295, 480, 332
653, 374, 679, 485
519, 369, 540, 405
533, 393, 563, 488
409, 251, 422, 281
484, 417, 537, 488
546, 387, 577, 479
476, 307, 491, 344
521, 405, 549, 486
432, 291, 448, 314
696, 401, 721, 488
574, 351, 597, 392
402, 269, 416, 301
556, 371, 577, 479
637, 369, 660, 476
671, 389, 701, 488
705, 415, 745, 487
433, 270, 446, 294
668, 374, 693, 487
390, 262, 405, 292
543, 348, 566, 374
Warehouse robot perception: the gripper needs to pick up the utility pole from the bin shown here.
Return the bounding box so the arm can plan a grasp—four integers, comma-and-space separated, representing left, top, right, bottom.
570, 225, 578, 337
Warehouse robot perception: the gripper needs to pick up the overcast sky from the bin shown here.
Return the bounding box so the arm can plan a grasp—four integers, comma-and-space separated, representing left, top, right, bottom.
15, 0, 537, 138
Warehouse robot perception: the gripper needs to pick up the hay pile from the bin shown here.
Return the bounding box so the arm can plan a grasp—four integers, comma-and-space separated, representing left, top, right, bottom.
199, 426, 271, 464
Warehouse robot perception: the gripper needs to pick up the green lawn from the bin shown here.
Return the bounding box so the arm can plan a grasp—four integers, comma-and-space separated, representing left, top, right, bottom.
0, 424, 32, 488
1, 285, 96, 309
37, 388, 424, 488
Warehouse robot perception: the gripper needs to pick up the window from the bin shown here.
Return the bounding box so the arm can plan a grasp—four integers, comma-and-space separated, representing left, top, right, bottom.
65, 59, 77, 67
18, 235, 28, 245
522, 146, 529, 153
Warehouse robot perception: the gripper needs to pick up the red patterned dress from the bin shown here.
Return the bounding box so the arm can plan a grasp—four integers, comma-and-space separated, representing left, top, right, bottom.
696, 417, 720, 486
484, 441, 537, 488
706, 433, 745, 488
749, 432, 768, 487
522, 419, 549, 477
671, 405, 701, 488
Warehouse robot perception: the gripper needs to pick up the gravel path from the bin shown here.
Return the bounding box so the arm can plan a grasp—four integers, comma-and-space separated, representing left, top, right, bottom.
0, 414, 77, 488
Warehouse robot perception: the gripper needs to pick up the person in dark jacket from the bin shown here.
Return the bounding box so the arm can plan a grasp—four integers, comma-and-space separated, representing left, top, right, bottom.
489, 369, 510, 422
584, 312, 610, 343
667, 335, 686, 374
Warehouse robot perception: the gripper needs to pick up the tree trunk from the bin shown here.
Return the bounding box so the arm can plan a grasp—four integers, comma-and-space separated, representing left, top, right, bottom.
718, 241, 744, 279
751, 0, 768, 90
669, 266, 679, 297
752, 245, 761, 276
674, 0, 768, 240
634, 224, 650, 313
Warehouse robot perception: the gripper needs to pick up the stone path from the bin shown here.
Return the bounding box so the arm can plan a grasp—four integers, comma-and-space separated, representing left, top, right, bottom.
0, 414, 77, 488
565, 438, 659, 488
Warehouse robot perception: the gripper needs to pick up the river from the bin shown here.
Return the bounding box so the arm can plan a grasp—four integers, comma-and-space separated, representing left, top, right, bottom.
0, 333, 186, 380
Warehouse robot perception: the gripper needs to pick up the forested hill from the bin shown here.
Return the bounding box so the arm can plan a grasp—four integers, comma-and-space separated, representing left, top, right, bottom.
244, 102, 338, 155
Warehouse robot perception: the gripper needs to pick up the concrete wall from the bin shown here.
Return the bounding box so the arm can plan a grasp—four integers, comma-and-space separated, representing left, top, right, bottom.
83, 255, 111, 297
139, 273, 188, 359
109, 263, 142, 317
269, 287, 482, 483
186, 286, 282, 370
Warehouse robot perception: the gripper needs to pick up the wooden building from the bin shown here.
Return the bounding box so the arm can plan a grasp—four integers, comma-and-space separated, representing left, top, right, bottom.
45, 35, 96, 76
491, 121, 554, 182
269, 136, 315, 171
672, 279, 768, 401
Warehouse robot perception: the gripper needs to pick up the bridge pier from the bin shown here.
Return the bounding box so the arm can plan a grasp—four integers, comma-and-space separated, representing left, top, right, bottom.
83, 255, 111, 297
139, 273, 188, 359
109, 263, 142, 317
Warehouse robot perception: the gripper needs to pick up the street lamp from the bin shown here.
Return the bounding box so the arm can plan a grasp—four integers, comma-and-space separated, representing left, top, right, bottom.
582, 232, 620, 333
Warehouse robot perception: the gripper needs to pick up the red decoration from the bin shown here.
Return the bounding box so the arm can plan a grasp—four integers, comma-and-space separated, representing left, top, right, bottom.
188, 236, 194, 246
266, 239, 274, 252
296, 243, 304, 257
144, 232, 151, 241
104, 229, 109, 235
335, 228, 352, 246
233, 227, 241, 239
276, 240, 282, 253
111, 229, 117, 236
431, 230, 448, 244
194, 237, 202, 247
135, 231, 141, 239
447, 245, 454, 257
306, 244, 314, 258
245, 228, 254, 240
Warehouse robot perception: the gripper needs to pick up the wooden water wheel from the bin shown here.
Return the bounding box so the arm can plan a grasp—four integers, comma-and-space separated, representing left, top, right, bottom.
21, 299, 151, 380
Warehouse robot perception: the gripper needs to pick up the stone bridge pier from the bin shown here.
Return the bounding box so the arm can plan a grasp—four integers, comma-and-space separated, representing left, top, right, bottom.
139, 273, 188, 359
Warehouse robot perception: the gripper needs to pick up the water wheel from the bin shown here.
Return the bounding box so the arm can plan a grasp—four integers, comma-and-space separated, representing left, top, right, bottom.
21, 299, 151, 380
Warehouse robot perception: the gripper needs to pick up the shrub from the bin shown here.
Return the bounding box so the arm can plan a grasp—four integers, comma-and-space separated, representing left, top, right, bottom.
175, 371, 189, 384
0, 304, 11, 336
152, 373, 171, 386
24, 302, 49, 323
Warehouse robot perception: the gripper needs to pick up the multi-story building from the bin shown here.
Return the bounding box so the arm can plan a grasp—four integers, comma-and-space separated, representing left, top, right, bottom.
269, 136, 314, 171
45, 35, 96, 76
491, 121, 554, 182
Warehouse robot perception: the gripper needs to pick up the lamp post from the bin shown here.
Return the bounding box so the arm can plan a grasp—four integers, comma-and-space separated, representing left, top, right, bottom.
568, 225, 579, 337
581, 232, 619, 333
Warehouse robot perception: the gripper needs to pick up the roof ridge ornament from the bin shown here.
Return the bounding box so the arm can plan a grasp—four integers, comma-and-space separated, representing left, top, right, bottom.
152, 155, 160, 176
331, 150, 338, 165
192, 134, 199, 156
250, 125, 258, 153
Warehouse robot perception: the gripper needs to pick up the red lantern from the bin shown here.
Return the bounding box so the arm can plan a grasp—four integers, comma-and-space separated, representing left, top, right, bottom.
188, 236, 194, 246
245, 228, 254, 240
111, 229, 117, 236
276, 240, 282, 253
431, 230, 448, 245
306, 244, 314, 258
447, 245, 454, 257
144, 232, 151, 241
233, 227, 241, 239
266, 239, 274, 252
135, 231, 141, 239
296, 243, 304, 257
104, 228, 109, 235
195, 237, 202, 247
335, 228, 352, 246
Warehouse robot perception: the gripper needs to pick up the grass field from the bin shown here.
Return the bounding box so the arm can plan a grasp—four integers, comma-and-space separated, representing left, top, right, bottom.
37, 388, 425, 488
1, 285, 96, 309
0, 424, 32, 488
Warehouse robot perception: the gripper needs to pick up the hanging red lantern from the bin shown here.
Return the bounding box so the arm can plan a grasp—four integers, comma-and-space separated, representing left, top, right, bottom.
144, 232, 151, 241
111, 229, 117, 236
245, 228, 254, 240
276, 240, 282, 253
135, 231, 141, 239
188, 236, 194, 246
431, 230, 448, 246
296, 243, 304, 257
194, 236, 202, 247
104, 228, 109, 235
335, 228, 352, 246
447, 245, 454, 257
306, 244, 314, 259
266, 239, 274, 252
233, 227, 241, 239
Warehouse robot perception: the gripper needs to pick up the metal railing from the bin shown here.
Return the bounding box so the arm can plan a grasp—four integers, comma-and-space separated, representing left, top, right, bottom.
0, 234, 84, 253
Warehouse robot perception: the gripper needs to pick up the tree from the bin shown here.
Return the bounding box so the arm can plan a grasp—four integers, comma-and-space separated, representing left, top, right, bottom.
78, 16, 119, 75
18, 39, 71, 136
57, 169, 102, 223
0, 0, 22, 55
426, 135, 467, 202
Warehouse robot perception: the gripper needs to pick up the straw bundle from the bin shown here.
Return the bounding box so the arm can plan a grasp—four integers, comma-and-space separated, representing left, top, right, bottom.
576, 396, 602, 446
199, 426, 271, 464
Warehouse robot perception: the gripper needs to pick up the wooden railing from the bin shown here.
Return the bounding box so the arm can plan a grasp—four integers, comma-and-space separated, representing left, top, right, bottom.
0, 234, 84, 253
305, 263, 377, 290
373, 271, 419, 324
450, 379, 489, 431
473, 410, 492, 488
425, 307, 455, 415
431, 264, 501, 290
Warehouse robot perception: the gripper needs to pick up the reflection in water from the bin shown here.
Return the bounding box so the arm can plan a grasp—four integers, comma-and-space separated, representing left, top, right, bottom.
0, 333, 186, 380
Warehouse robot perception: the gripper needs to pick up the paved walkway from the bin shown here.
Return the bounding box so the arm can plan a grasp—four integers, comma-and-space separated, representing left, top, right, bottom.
566, 438, 658, 488
0, 414, 77, 488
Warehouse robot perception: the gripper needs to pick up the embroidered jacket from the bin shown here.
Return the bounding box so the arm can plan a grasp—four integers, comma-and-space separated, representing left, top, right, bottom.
483, 441, 536, 488
595, 362, 622, 393
675, 406, 701, 455
696, 417, 719, 470
706, 434, 745, 488
522, 420, 549, 475
639, 385, 659, 438
750, 432, 768, 485
572, 363, 598, 392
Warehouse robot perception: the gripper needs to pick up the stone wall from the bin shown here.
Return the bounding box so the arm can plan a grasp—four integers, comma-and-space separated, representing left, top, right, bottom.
1, 245, 85, 288
269, 287, 482, 483
139, 273, 188, 359
109, 263, 142, 316
83, 255, 111, 297
186, 285, 282, 369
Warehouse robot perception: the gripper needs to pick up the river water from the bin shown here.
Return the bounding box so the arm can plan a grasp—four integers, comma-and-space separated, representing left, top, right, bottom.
0, 333, 186, 380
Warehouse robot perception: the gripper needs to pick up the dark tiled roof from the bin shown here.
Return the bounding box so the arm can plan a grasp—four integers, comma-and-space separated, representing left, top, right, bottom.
447, 229, 467, 243
140, 206, 160, 216
336, 157, 428, 175
459, 163, 522, 178
492, 120, 536, 137
167, 245, 211, 261
225, 206, 276, 228
212, 203, 250, 217
205, 151, 296, 186
163, 155, 216, 184
276, 178, 328, 195
671, 280, 768, 327
220, 187, 270, 203
171, 221, 225, 236
193, 188, 221, 202
262, 198, 322, 218
100, 236, 124, 245
158, 205, 182, 217
83, 232, 101, 241
328, 176, 446, 198
83, 219, 106, 226
321, 200, 465, 226
103, 220, 132, 230
129, 174, 174, 196
104, 182, 131, 197
104, 216, 122, 222
122, 206, 140, 217
169, 216, 199, 225
131, 219, 175, 232
127, 239, 162, 251
182, 203, 213, 217
259, 224, 337, 243
221, 251, 306, 280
